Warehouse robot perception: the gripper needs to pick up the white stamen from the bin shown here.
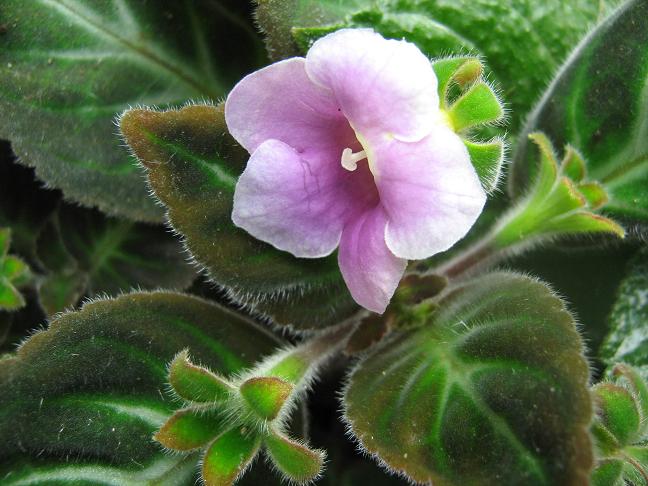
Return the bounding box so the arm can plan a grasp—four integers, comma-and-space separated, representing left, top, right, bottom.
341, 148, 367, 171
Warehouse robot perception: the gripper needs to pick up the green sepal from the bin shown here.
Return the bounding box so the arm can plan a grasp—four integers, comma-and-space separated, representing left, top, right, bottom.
591, 459, 625, 486
265, 429, 325, 483
593, 383, 641, 446
560, 146, 587, 182
154, 408, 228, 452
240, 377, 293, 421
2, 255, 30, 285
0, 228, 31, 294
539, 212, 625, 238
266, 355, 310, 385
169, 349, 234, 403
613, 364, 648, 436
432, 57, 482, 108
0, 277, 24, 311
528, 132, 560, 198
464, 138, 505, 192
448, 81, 504, 131
494, 133, 625, 247
590, 364, 648, 485
202, 427, 261, 486
578, 182, 608, 210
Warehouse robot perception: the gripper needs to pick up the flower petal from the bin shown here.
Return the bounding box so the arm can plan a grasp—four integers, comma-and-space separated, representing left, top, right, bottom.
338, 207, 407, 314
232, 139, 359, 258
377, 126, 487, 260
305, 29, 439, 142
225, 57, 348, 158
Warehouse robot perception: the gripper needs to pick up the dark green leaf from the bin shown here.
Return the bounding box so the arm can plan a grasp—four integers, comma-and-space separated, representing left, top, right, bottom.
601, 247, 648, 381
512, 0, 648, 223
120, 103, 358, 330
0, 0, 262, 221
0, 291, 281, 484
36, 205, 196, 314
257, 0, 606, 128
344, 272, 592, 485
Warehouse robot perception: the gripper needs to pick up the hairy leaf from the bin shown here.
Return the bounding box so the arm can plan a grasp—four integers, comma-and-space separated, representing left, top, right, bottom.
601, 247, 648, 381
120, 103, 359, 330
0, 0, 261, 221
0, 291, 281, 484
344, 272, 592, 485
257, 0, 606, 128
512, 0, 648, 223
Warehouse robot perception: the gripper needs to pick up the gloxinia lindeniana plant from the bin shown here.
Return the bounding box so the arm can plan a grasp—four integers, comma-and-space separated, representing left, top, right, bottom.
1, 1, 647, 485
227, 29, 487, 313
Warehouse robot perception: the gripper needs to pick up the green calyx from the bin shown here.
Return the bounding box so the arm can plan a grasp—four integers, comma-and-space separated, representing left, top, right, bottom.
590, 364, 648, 485
0, 228, 31, 311
433, 56, 506, 193
240, 377, 294, 421
494, 133, 624, 248
155, 348, 324, 485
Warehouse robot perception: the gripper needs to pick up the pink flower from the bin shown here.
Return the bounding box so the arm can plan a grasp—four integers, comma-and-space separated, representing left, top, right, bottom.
226, 29, 486, 313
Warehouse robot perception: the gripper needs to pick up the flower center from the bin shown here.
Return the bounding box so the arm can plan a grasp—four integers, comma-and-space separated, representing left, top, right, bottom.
341, 148, 367, 171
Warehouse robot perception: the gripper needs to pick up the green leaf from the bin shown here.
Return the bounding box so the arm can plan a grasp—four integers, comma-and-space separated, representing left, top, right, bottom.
257, 0, 606, 129
343, 272, 593, 485
0, 0, 261, 221
36, 205, 196, 314
240, 377, 294, 421
154, 408, 229, 452
601, 247, 648, 381
511, 0, 648, 223
119, 103, 359, 330
169, 349, 234, 403
265, 429, 325, 483
0, 291, 282, 484
202, 427, 262, 486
